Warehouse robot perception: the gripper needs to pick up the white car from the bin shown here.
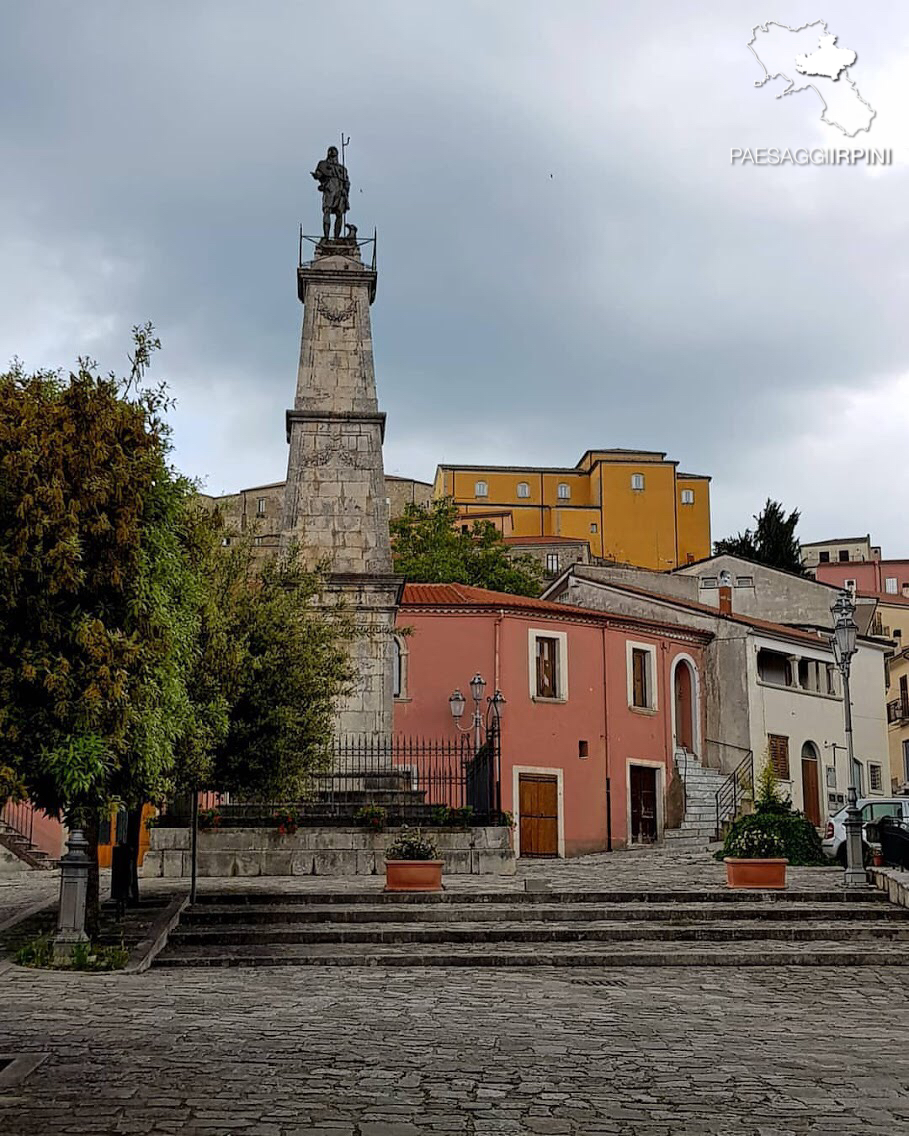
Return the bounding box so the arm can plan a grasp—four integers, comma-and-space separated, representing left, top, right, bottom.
822, 797, 909, 864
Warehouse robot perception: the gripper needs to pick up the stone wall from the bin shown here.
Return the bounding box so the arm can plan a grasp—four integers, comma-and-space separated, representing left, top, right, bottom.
142, 826, 516, 878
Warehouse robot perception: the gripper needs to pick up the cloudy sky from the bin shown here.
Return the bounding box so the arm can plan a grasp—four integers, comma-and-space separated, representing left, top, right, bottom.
2, 1, 908, 551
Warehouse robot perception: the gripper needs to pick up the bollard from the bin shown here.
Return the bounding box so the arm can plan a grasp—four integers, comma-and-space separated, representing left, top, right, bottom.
54, 828, 91, 961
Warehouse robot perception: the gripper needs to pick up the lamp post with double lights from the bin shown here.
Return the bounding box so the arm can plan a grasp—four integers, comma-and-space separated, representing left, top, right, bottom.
448, 673, 506, 814
830, 589, 867, 889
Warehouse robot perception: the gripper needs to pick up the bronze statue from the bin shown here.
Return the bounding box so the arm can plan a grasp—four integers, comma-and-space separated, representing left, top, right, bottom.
311, 146, 350, 240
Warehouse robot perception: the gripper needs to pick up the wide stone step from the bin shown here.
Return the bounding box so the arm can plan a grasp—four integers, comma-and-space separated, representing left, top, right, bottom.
189, 887, 876, 906
167, 918, 909, 948
154, 938, 909, 968
182, 899, 903, 926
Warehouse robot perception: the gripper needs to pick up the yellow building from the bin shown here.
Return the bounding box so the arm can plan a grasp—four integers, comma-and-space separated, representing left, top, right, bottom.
872, 596, 909, 790
434, 449, 711, 571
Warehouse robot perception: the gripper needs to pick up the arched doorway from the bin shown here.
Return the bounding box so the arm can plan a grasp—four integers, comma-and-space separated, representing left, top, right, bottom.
800, 741, 822, 827
673, 658, 696, 755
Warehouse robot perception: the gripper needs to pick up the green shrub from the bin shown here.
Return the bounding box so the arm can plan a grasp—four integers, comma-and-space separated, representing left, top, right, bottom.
354, 805, 387, 832
721, 809, 827, 865
385, 826, 438, 861
15, 937, 129, 971
430, 805, 474, 828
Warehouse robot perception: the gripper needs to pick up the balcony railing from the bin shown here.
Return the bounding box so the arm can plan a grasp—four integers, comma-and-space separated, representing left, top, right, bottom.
888, 698, 909, 725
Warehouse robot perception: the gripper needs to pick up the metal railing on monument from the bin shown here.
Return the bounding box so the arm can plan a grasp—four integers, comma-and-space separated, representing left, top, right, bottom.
157, 733, 505, 828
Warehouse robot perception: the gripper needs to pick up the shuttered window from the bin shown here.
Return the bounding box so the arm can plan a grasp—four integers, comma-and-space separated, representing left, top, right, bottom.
536, 636, 559, 699
632, 649, 649, 708
768, 734, 790, 779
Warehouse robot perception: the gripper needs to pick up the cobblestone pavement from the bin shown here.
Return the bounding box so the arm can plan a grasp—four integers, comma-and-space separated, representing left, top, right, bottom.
0, 870, 59, 932
3, 961, 909, 1135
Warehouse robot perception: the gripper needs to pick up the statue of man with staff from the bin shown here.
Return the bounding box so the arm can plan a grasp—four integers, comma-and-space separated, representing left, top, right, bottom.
311, 145, 350, 240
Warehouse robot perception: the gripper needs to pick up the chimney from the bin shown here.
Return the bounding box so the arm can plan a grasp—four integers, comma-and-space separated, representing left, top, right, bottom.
718, 570, 733, 615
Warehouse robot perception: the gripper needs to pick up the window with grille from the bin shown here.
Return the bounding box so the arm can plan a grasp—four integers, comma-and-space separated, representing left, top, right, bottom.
869, 763, 883, 792
767, 734, 790, 779
517, 482, 530, 498
557, 483, 570, 500
474, 480, 488, 497
839, 550, 850, 562
535, 636, 559, 698
631, 648, 650, 708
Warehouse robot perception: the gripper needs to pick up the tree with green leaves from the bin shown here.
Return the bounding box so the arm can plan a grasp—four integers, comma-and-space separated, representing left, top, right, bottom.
714, 498, 805, 575
390, 498, 542, 596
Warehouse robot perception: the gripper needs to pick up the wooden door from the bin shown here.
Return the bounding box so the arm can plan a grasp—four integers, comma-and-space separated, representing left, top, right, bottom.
674, 662, 694, 752
801, 755, 822, 827
630, 765, 658, 844
519, 774, 559, 857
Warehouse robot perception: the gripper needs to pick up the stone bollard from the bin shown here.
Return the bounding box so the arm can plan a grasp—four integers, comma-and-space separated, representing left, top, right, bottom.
54, 828, 91, 961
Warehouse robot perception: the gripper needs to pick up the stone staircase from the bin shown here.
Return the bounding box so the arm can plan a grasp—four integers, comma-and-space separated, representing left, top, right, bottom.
663, 752, 729, 852
153, 886, 909, 968
0, 821, 55, 870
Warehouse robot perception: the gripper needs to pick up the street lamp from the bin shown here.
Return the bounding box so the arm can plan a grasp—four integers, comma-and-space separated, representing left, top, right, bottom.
448, 673, 506, 814
830, 590, 866, 889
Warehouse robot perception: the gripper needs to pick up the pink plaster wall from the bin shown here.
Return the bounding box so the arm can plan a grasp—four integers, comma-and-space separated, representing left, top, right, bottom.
394, 607, 706, 857
816, 561, 909, 595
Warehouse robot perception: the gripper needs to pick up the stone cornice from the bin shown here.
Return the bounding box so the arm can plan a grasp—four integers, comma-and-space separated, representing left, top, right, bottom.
286, 409, 386, 443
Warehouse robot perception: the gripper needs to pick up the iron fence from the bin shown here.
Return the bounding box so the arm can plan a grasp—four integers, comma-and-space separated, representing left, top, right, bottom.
159, 732, 504, 828
1, 797, 35, 844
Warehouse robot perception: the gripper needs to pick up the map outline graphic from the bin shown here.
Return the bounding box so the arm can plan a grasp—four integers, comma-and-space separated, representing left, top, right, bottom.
747, 19, 876, 138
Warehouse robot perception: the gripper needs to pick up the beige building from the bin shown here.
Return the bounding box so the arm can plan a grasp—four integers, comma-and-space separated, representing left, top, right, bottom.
200, 475, 432, 558
871, 596, 909, 790
801, 534, 881, 574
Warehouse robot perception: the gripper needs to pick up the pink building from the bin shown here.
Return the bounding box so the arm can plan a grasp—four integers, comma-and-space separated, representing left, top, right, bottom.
393, 584, 710, 858
816, 559, 909, 598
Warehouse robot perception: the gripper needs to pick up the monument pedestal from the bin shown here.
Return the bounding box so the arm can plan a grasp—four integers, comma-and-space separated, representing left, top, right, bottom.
283, 235, 401, 742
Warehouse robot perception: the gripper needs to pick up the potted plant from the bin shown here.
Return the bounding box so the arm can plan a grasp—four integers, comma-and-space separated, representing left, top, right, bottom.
723, 819, 788, 889
384, 826, 443, 892
355, 804, 388, 833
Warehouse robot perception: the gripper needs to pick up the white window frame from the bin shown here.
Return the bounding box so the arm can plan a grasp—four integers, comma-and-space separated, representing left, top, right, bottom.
885, 577, 898, 594
868, 762, 884, 794
626, 640, 658, 711
545, 553, 560, 574
256, 497, 267, 515
516, 481, 530, 498
392, 634, 409, 701
528, 628, 568, 702
474, 480, 488, 498
680, 488, 694, 505
631, 473, 645, 491
557, 483, 571, 500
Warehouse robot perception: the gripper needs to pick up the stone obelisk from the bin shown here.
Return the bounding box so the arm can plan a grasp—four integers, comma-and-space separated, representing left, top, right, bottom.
282, 145, 402, 741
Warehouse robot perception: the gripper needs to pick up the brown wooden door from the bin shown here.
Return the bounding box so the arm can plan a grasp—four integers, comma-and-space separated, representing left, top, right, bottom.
519, 774, 559, 857
630, 765, 658, 843
801, 755, 821, 827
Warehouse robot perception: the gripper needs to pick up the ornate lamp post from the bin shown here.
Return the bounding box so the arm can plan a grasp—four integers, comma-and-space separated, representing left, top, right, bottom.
448, 674, 506, 813
830, 590, 866, 889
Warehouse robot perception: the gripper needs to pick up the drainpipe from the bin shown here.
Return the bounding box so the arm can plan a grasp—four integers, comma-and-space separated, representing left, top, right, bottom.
602, 624, 612, 851
494, 611, 504, 692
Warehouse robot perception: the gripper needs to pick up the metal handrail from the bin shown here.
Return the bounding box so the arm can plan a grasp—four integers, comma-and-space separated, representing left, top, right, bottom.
714, 750, 755, 838
887, 698, 909, 725
1, 797, 35, 845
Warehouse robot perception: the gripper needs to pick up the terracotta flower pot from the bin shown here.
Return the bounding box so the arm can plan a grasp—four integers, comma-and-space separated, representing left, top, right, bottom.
384, 859, 444, 892
724, 857, 788, 889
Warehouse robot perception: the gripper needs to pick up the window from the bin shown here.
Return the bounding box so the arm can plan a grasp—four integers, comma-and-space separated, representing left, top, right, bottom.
768, 734, 790, 779
630, 647, 653, 709
590, 523, 598, 533
735, 576, 754, 587
853, 759, 865, 795
758, 649, 791, 687
818, 551, 830, 563
256, 497, 266, 516
631, 473, 645, 491
516, 481, 530, 498
839, 550, 850, 562
535, 636, 559, 699
474, 481, 488, 497
825, 765, 837, 789
557, 483, 570, 500
903, 739, 909, 783
680, 489, 694, 505
845, 579, 856, 591
392, 636, 408, 699
578, 740, 589, 759
886, 577, 899, 594
545, 553, 560, 574
700, 576, 718, 589
254, 536, 264, 547
869, 763, 883, 793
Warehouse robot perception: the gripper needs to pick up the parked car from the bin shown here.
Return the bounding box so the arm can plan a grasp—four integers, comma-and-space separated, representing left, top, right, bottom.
822, 798, 909, 864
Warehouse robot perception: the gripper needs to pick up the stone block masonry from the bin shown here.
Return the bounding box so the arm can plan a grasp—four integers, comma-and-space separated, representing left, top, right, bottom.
282, 237, 402, 742
141, 826, 516, 877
